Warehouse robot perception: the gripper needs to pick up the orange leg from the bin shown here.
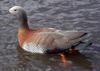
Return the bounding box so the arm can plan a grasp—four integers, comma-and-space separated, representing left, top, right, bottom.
59, 53, 67, 63
69, 47, 79, 54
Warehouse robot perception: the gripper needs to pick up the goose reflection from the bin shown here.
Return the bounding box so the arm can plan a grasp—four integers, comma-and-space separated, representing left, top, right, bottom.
16, 47, 92, 71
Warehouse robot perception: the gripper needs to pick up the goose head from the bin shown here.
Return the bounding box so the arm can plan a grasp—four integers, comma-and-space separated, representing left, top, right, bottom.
9, 6, 25, 16
9, 6, 28, 29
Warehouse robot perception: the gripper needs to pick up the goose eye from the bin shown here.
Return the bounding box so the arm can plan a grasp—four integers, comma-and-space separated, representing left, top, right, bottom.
14, 9, 17, 11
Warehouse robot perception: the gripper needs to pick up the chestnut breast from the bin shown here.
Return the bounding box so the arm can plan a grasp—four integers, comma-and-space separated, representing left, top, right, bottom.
18, 28, 52, 48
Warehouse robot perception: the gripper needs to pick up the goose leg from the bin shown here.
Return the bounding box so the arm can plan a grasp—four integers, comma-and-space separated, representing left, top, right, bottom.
68, 47, 79, 54
59, 53, 67, 63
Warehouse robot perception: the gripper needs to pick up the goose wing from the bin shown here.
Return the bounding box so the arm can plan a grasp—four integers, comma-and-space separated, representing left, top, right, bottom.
22, 29, 87, 53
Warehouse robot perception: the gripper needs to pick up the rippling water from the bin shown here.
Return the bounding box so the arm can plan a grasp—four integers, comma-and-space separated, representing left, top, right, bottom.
0, 0, 100, 71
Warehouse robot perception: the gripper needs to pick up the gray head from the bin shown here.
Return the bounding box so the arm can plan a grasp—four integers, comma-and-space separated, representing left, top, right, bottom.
9, 6, 26, 15
9, 6, 28, 28
9, 6, 27, 20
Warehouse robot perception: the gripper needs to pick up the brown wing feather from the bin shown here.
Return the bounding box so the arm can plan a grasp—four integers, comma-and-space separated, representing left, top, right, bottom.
18, 28, 86, 49
18, 28, 56, 47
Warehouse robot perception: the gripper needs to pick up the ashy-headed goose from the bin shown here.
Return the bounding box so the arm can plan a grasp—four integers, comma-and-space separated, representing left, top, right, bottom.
9, 6, 88, 54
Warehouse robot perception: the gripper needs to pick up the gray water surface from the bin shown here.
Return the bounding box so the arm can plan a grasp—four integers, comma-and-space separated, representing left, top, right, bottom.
0, 0, 100, 71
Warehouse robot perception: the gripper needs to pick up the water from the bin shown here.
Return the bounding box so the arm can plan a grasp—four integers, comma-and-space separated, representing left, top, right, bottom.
0, 0, 100, 71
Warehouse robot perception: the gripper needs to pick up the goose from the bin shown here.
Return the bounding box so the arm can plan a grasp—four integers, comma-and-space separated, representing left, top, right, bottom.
9, 6, 88, 54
